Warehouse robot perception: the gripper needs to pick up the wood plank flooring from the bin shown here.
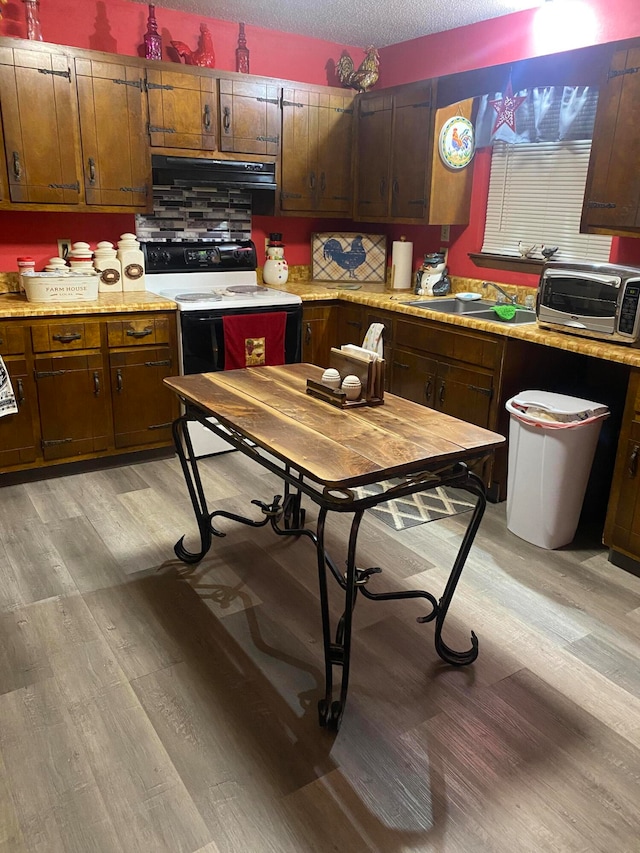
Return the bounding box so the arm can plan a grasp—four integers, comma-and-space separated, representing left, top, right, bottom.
1, 450, 640, 852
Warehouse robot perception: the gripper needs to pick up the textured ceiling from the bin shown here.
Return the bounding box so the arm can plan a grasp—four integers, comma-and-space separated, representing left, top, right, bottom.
135, 0, 542, 47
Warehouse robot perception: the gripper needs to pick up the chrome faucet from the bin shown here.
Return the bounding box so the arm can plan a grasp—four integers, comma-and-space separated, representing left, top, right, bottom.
482, 281, 519, 305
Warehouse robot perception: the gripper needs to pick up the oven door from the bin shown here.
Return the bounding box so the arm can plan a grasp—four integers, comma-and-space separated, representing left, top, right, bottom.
178, 305, 302, 457
180, 304, 302, 374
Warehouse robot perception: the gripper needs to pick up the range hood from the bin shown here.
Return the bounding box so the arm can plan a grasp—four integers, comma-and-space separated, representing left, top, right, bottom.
151, 155, 277, 191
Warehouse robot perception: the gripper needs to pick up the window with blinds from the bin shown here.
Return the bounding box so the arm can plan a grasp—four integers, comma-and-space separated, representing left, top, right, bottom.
482, 140, 612, 263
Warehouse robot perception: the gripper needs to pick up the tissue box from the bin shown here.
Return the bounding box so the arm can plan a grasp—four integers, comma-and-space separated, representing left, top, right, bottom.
22, 271, 99, 303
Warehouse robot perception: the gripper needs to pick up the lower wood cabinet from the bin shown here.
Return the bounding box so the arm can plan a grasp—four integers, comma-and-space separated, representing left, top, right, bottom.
301, 303, 336, 369
604, 369, 640, 559
0, 310, 179, 476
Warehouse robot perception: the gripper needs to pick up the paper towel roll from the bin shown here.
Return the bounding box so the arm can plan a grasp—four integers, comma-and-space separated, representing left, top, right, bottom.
391, 239, 413, 290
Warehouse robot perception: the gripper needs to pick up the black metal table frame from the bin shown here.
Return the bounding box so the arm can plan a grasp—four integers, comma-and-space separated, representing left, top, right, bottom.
171, 403, 487, 732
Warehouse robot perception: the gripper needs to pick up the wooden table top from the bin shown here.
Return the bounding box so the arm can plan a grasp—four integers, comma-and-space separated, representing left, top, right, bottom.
165, 363, 505, 490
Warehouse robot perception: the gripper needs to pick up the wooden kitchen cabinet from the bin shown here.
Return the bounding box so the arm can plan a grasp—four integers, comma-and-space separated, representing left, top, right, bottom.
582, 40, 640, 234
336, 303, 365, 346
0, 43, 81, 205
110, 346, 177, 449
218, 78, 280, 156
280, 85, 354, 215
0, 325, 38, 467
354, 81, 434, 223
301, 303, 337, 368
0, 311, 178, 477
604, 369, 640, 559
147, 65, 217, 151
75, 56, 151, 209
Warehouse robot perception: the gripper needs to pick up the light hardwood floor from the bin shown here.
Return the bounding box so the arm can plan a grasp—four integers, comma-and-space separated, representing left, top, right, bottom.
1, 450, 640, 852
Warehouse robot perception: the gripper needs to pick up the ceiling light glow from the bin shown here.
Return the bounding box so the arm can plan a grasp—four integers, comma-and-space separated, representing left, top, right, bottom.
533, 0, 598, 52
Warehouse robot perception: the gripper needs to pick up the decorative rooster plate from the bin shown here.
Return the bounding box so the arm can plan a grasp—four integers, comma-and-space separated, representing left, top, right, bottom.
439, 116, 475, 170
312, 233, 387, 283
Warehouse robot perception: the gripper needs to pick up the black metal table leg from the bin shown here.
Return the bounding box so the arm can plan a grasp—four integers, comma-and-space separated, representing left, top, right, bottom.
172, 415, 214, 564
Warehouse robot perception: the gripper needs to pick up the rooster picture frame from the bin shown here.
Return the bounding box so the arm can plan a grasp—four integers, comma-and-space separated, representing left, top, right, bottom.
312, 233, 387, 284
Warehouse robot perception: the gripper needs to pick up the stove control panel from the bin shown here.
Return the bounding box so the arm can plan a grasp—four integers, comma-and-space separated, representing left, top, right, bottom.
142, 240, 257, 273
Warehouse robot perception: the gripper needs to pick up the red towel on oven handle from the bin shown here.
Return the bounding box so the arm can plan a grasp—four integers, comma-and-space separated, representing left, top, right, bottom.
222, 311, 287, 370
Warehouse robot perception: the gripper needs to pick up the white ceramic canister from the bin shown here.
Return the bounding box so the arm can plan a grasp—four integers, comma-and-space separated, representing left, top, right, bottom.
94, 241, 123, 293
44, 257, 69, 273
116, 233, 145, 291
68, 241, 94, 272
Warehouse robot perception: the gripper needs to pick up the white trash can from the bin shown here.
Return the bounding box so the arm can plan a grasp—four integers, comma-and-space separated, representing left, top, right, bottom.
505, 390, 609, 549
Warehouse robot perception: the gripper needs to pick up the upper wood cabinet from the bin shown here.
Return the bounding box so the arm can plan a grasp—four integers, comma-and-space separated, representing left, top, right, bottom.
354, 80, 473, 225
218, 78, 280, 156
582, 41, 640, 234
147, 66, 217, 151
280, 85, 354, 215
75, 56, 151, 209
0, 44, 81, 205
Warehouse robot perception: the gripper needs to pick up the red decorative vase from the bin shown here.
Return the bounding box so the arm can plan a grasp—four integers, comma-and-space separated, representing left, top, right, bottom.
144, 4, 162, 61
236, 23, 250, 74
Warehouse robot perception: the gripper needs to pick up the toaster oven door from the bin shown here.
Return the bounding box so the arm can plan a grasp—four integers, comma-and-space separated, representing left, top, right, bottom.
538, 271, 620, 337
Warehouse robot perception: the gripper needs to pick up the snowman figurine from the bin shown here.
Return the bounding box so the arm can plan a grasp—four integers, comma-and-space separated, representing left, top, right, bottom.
262, 233, 289, 286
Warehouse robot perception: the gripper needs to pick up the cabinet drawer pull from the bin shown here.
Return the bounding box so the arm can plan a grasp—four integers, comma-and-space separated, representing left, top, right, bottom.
223, 105, 231, 131
41, 438, 73, 448
148, 422, 172, 430
35, 369, 67, 378
203, 102, 211, 130
148, 125, 176, 134
119, 185, 147, 194
93, 371, 100, 395
629, 444, 639, 478
0, 337, 3, 345
16, 378, 24, 405
468, 384, 492, 398
53, 333, 82, 343
48, 182, 80, 191
144, 359, 171, 367
393, 361, 409, 369
126, 327, 153, 338
116, 368, 123, 392
12, 151, 22, 180
305, 323, 312, 345
88, 157, 96, 184
346, 320, 362, 329
439, 381, 445, 404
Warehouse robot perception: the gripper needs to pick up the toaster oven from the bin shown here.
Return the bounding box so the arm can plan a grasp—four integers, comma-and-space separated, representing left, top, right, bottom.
537, 261, 640, 345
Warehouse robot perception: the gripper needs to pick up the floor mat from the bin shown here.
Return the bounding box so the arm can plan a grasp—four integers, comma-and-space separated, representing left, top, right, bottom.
352, 482, 476, 531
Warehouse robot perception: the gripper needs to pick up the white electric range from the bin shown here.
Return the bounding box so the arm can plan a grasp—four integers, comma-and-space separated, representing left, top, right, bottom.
143, 240, 302, 456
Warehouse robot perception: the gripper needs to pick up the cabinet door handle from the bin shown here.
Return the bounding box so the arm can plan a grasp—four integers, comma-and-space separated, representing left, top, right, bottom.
126, 327, 153, 338
439, 381, 445, 404
0, 336, 4, 345
93, 371, 100, 395
203, 102, 211, 130
12, 151, 22, 180
305, 322, 312, 345
116, 368, 123, 392
379, 178, 386, 199
223, 105, 231, 131
629, 444, 639, 478
424, 379, 432, 401
320, 172, 326, 192
309, 171, 316, 189
393, 361, 409, 369
392, 178, 399, 196
53, 332, 82, 343
16, 378, 24, 405
88, 157, 96, 185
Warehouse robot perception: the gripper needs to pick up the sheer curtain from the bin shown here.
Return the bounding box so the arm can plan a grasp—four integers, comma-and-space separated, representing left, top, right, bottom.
475, 86, 598, 146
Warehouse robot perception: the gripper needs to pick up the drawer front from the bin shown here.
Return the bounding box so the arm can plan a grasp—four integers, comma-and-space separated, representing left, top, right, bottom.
107, 316, 170, 347
0, 323, 25, 355
396, 319, 500, 369
31, 321, 101, 353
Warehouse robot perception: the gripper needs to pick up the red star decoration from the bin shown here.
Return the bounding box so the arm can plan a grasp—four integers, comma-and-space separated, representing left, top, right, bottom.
489, 78, 526, 135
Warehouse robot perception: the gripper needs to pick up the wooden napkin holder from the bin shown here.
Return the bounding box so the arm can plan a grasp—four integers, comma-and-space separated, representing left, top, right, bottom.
306, 348, 385, 409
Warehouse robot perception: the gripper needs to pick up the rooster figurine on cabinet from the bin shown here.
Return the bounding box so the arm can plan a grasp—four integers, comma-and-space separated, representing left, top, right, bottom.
336, 46, 379, 93
171, 23, 215, 67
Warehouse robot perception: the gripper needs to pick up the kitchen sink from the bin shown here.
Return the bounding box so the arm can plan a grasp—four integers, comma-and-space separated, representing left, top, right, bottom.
403, 298, 498, 314
464, 308, 537, 325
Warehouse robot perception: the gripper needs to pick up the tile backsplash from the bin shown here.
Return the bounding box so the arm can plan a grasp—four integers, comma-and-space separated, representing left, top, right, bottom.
135, 185, 252, 242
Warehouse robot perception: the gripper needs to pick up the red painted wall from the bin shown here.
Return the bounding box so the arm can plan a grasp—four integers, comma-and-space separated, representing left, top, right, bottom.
0, 0, 639, 281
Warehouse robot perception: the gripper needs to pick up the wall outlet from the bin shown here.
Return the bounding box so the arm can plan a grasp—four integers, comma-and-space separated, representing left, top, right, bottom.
57, 238, 71, 260
440, 225, 451, 243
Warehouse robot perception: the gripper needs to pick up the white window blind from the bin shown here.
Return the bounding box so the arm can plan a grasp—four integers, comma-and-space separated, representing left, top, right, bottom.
482, 140, 612, 263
